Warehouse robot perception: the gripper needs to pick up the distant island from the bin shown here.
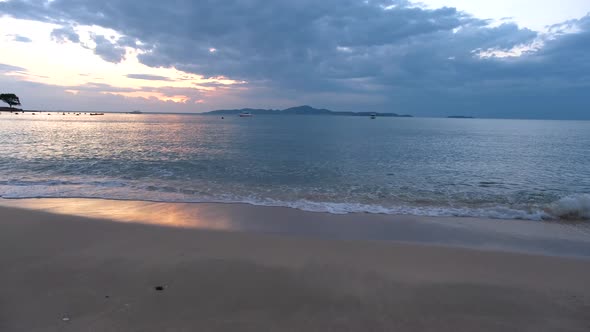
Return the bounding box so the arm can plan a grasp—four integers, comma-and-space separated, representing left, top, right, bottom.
205, 105, 412, 117
447, 115, 474, 119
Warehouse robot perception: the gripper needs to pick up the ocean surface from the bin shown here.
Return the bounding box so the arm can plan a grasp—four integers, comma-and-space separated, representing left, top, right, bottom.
1, 112, 589, 221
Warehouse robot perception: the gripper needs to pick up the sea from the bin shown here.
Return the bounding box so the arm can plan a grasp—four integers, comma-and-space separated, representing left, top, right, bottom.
1, 112, 589, 221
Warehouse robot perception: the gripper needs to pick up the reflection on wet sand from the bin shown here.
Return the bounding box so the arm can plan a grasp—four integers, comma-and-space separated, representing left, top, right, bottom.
2, 197, 590, 259
0, 198, 235, 230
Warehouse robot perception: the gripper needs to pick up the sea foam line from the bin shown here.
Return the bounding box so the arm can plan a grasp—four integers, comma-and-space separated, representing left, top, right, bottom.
3, 188, 589, 221
1, 178, 589, 221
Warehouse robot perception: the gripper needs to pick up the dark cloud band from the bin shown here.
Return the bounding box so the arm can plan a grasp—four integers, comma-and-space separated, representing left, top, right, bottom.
0, 0, 589, 118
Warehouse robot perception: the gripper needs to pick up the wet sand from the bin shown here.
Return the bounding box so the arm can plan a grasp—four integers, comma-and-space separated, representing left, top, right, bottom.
1, 202, 590, 331
2, 198, 590, 258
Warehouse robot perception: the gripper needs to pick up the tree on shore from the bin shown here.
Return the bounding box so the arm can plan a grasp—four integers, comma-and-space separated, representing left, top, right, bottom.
0, 93, 21, 108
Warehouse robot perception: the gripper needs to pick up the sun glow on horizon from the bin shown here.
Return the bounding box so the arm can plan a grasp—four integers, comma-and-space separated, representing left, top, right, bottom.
0, 17, 246, 105
106, 91, 191, 103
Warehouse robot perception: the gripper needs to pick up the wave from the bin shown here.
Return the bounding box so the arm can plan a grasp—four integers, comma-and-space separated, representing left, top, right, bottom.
0, 179, 127, 188
1, 178, 588, 221
3, 180, 588, 221
233, 198, 551, 221
546, 194, 590, 220
0, 193, 554, 220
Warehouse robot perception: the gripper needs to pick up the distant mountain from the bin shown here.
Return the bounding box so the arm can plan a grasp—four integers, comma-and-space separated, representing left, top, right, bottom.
282, 105, 333, 115
205, 105, 412, 117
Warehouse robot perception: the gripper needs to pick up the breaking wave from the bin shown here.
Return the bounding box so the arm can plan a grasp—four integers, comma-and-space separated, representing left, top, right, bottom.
546, 194, 590, 220
1, 179, 588, 221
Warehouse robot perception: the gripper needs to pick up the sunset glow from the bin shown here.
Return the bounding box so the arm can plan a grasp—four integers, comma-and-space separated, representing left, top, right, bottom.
0, 17, 245, 107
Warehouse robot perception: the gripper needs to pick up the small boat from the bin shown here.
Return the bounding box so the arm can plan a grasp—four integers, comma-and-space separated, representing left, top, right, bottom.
89, 113, 104, 116
370, 113, 377, 119
239, 111, 253, 117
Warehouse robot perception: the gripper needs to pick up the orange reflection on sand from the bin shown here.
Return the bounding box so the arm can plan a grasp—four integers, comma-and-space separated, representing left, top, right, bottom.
0, 198, 235, 230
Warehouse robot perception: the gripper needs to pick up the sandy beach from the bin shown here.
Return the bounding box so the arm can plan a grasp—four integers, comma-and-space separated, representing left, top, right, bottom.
2, 0, 590, 330
1, 201, 590, 331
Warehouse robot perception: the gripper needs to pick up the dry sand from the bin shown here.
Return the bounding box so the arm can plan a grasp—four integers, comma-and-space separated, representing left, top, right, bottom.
1, 204, 590, 331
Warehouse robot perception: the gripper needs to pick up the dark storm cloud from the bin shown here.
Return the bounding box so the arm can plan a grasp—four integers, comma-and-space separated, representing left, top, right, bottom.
0, 0, 589, 118
50, 25, 80, 43
126, 74, 173, 81
0, 0, 500, 82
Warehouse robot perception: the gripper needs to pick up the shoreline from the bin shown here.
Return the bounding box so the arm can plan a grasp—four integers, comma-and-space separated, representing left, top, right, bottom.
0, 191, 587, 221
1, 202, 589, 331
1, 197, 590, 258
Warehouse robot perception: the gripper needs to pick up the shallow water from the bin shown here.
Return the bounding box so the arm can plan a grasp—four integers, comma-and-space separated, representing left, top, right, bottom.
1, 112, 589, 220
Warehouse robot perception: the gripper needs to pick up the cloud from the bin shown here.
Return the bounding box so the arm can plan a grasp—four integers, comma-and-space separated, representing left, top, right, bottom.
90, 34, 126, 63
50, 25, 80, 43
9, 34, 32, 42
0, 1, 520, 83
126, 74, 172, 81
50, 25, 127, 63
0, 63, 27, 73
0, 0, 589, 118
69, 82, 138, 93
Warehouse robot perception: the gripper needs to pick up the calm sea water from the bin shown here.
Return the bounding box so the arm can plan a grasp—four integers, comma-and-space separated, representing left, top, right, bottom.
1, 113, 589, 220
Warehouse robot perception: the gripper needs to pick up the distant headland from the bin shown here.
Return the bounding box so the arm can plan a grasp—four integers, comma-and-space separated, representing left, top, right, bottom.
0, 107, 22, 112
205, 105, 413, 117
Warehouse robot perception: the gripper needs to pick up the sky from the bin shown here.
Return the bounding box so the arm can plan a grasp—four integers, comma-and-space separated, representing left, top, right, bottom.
0, 0, 589, 119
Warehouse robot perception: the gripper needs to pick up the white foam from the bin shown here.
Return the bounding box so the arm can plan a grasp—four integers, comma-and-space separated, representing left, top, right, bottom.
1, 181, 587, 221
547, 194, 590, 220
234, 198, 551, 221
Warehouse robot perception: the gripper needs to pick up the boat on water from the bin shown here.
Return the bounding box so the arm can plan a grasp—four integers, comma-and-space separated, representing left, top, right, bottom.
370, 113, 377, 119
239, 111, 253, 117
